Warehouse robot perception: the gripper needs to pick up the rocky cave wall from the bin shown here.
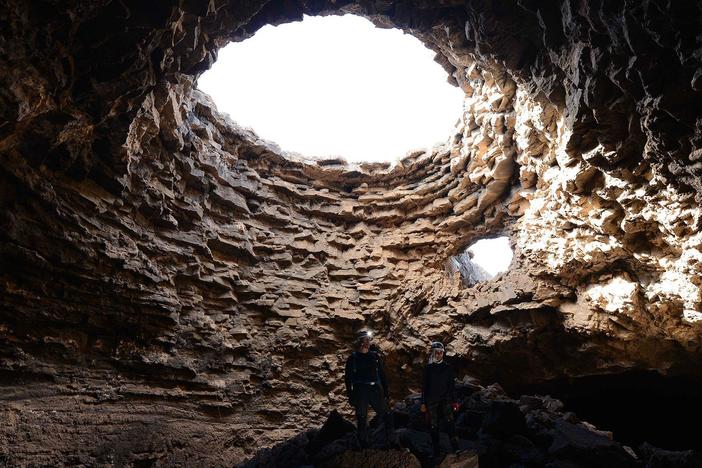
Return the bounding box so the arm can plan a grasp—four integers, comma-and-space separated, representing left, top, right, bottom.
1, 0, 702, 465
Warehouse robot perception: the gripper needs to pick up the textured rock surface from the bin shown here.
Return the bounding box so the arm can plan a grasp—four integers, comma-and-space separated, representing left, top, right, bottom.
1, 0, 702, 465
446, 250, 492, 287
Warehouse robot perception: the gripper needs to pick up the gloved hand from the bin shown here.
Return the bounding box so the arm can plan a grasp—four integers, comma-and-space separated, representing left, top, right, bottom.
452, 402, 460, 412
420, 403, 427, 413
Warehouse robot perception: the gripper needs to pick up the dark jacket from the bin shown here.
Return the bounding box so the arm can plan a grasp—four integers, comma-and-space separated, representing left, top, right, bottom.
345, 351, 389, 398
422, 361, 455, 403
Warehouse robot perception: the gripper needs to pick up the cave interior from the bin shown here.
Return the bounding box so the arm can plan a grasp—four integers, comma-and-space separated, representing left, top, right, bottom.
1, 0, 702, 466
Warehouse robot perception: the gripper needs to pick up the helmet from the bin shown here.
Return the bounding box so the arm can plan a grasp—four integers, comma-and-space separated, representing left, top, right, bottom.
356, 330, 373, 342
430, 341, 444, 350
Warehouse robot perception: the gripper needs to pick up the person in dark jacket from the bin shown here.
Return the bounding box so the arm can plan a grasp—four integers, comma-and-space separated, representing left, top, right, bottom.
345, 330, 394, 446
421, 341, 459, 457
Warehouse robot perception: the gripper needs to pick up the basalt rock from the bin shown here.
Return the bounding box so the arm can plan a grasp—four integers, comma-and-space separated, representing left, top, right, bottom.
240, 381, 697, 468
1, 0, 702, 465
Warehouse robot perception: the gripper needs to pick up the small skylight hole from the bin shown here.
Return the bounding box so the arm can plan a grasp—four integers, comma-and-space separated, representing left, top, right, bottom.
447, 237, 513, 286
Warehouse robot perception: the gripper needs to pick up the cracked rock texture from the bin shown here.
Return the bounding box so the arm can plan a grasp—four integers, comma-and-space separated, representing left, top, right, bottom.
1, 0, 701, 465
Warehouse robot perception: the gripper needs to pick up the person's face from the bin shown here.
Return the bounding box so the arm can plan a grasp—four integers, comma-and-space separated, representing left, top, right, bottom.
359, 338, 371, 353
433, 349, 444, 361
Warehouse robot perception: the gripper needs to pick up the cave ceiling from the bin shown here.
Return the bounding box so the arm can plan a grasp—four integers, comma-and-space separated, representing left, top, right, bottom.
1, 0, 702, 464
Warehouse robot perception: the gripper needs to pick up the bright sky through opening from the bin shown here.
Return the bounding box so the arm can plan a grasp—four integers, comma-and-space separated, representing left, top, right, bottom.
468, 237, 513, 277
198, 14, 464, 163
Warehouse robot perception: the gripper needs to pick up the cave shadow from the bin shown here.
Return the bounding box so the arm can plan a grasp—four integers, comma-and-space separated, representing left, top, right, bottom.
508, 370, 702, 451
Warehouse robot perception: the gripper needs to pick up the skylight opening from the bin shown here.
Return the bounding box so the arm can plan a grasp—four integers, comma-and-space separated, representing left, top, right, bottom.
197, 14, 464, 163
448, 237, 513, 286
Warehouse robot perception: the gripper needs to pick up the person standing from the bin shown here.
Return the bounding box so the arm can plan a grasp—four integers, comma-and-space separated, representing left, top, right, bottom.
344, 330, 394, 447
421, 341, 459, 457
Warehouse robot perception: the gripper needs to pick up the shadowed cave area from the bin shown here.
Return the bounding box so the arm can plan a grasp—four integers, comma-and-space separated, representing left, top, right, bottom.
1, 0, 702, 467
510, 371, 702, 451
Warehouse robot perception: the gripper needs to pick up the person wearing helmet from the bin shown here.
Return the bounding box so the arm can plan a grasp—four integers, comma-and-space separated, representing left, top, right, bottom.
420, 341, 459, 457
344, 330, 394, 447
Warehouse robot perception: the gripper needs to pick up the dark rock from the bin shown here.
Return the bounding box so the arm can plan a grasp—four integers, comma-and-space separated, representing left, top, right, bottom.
238, 431, 314, 468
318, 448, 421, 468
481, 401, 527, 436
306, 410, 355, 455
456, 410, 485, 430
548, 419, 637, 467
637, 442, 702, 468
395, 428, 433, 459
437, 450, 479, 468
502, 434, 545, 466
311, 434, 359, 465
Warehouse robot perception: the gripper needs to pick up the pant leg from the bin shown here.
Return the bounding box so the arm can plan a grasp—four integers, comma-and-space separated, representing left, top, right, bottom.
439, 400, 455, 433
354, 386, 370, 443
428, 401, 441, 456
368, 386, 394, 442
428, 401, 441, 431
368, 386, 386, 415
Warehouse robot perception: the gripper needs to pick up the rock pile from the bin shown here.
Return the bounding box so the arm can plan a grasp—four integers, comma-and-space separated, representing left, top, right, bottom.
240, 379, 701, 468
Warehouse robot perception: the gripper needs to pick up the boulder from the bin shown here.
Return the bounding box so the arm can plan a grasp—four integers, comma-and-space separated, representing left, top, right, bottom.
306, 410, 355, 455
481, 401, 527, 436
548, 419, 637, 467
437, 450, 479, 468
637, 442, 702, 468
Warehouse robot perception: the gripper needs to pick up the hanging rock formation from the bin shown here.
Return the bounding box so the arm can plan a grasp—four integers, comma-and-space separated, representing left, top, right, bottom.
1, 0, 701, 465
